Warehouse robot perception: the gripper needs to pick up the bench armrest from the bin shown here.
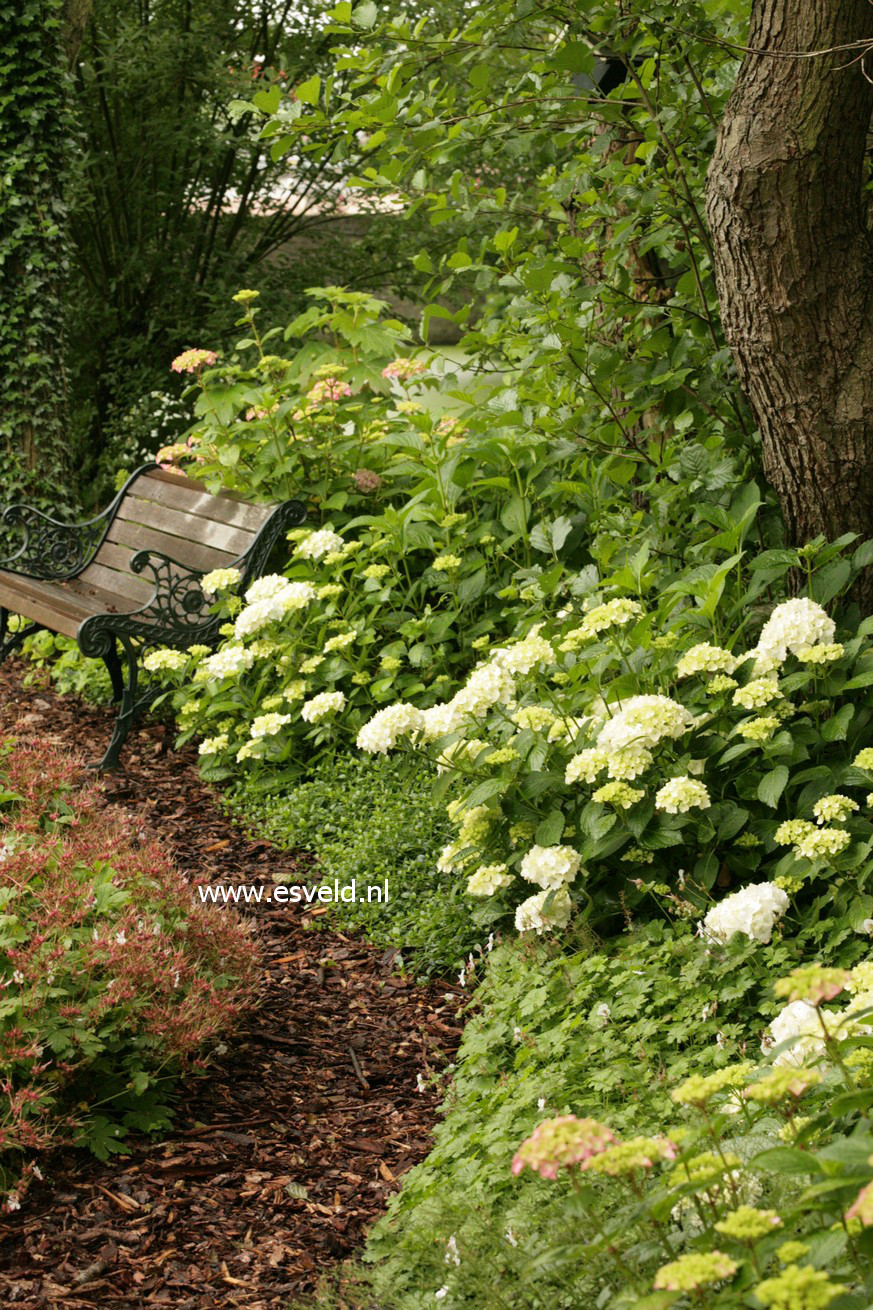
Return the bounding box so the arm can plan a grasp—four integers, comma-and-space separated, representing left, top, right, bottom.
77, 548, 217, 659
0, 504, 113, 580
0, 464, 160, 581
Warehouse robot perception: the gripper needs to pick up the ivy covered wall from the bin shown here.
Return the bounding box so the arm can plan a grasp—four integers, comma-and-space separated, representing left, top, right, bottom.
0, 0, 72, 505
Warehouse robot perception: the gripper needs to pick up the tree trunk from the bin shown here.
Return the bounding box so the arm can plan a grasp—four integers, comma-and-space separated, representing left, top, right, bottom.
706, 1, 873, 584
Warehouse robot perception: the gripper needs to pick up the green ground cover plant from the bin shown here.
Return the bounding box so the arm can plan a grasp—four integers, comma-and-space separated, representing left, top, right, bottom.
230, 753, 478, 977
312, 925, 873, 1308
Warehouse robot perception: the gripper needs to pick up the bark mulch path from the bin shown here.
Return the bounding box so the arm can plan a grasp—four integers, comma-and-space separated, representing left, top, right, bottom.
0, 661, 463, 1309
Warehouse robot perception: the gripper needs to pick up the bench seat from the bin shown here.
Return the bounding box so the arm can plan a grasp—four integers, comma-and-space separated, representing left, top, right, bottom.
0, 464, 305, 767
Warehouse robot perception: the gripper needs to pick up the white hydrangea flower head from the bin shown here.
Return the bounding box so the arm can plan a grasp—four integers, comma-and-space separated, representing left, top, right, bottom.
676, 643, 739, 679
753, 598, 835, 665
198, 734, 229, 755
250, 712, 292, 739
245, 573, 294, 604
592, 781, 644, 809
357, 702, 426, 753
797, 642, 844, 664
143, 648, 188, 673
701, 882, 789, 946
512, 705, 558, 732
295, 528, 345, 560
769, 999, 834, 1068
812, 794, 858, 825
733, 678, 779, 710
200, 644, 255, 679
451, 662, 516, 720
793, 826, 851, 861
466, 864, 512, 896
605, 745, 653, 781
519, 844, 581, 890
596, 695, 694, 753
420, 701, 466, 740
234, 581, 316, 638
655, 776, 711, 814
301, 690, 346, 722
491, 633, 555, 675
514, 885, 573, 935
201, 566, 242, 594
560, 597, 643, 649
565, 748, 609, 785
324, 631, 356, 653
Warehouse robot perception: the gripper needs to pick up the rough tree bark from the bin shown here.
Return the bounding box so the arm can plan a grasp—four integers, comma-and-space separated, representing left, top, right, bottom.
706, 1, 873, 587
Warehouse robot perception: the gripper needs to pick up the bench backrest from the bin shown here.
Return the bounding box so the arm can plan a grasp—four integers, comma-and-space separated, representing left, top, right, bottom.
77, 468, 275, 606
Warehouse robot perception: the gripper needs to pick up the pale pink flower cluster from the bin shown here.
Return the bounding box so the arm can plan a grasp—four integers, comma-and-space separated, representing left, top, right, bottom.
511, 1115, 615, 1179
306, 377, 353, 405
171, 349, 217, 374
382, 357, 427, 380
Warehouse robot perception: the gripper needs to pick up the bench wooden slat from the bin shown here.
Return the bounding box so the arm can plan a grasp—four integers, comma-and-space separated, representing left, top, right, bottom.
74, 561, 154, 606
0, 574, 102, 638
106, 519, 238, 574
138, 470, 273, 532
116, 498, 254, 557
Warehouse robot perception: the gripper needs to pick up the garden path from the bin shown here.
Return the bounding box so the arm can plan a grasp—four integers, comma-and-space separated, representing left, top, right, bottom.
0, 661, 462, 1309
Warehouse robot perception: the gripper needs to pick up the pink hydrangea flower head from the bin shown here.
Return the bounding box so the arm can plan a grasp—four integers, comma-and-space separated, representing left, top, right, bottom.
511, 1115, 615, 1180
171, 349, 218, 374
382, 357, 427, 381
306, 377, 353, 406
353, 468, 383, 493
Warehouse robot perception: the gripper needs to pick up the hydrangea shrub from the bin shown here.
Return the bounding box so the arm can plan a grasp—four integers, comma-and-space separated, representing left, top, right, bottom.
355, 588, 873, 938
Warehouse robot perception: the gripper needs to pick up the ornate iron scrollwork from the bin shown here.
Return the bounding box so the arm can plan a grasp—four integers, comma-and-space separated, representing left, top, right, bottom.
0, 505, 111, 580
74, 495, 307, 768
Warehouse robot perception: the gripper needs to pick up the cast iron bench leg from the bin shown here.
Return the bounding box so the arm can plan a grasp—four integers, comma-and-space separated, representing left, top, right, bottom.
103, 640, 124, 703
98, 639, 139, 771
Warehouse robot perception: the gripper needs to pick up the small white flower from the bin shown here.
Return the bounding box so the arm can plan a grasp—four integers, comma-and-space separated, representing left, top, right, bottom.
416, 1074, 426, 1093
716, 1031, 726, 1049
537, 1097, 546, 1110
115, 931, 126, 946
513, 1026, 523, 1042
12, 970, 24, 985
860, 918, 873, 936
505, 1228, 518, 1247
6, 1193, 20, 1212
445, 1235, 460, 1267
594, 1003, 611, 1027
435, 1289, 449, 1302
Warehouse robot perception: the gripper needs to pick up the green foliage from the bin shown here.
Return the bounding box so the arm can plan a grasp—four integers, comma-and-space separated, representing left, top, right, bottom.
329, 921, 873, 1308
0, 0, 72, 506
230, 753, 478, 976
251, 0, 758, 552
19, 627, 115, 703
0, 739, 259, 1209
64, 0, 478, 502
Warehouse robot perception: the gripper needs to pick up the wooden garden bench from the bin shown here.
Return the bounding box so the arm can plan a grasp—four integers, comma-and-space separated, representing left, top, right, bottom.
0, 463, 305, 768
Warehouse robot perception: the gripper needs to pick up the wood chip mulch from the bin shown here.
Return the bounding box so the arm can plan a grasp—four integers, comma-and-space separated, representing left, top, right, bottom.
0, 660, 464, 1308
